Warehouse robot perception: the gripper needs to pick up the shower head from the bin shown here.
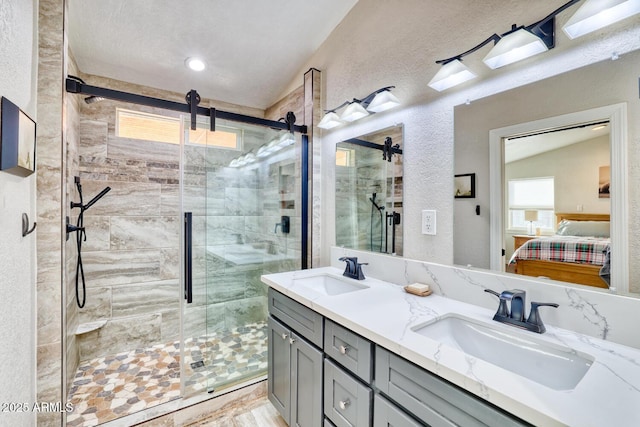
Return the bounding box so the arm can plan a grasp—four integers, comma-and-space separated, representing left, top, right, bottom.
84, 96, 105, 104
83, 187, 111, 211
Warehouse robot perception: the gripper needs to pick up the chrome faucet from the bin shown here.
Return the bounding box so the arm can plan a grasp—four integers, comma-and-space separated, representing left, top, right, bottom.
484, 289, 558, 333
339, 257, 368, 280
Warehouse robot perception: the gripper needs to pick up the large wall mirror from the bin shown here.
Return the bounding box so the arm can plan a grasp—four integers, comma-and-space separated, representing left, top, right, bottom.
335, 125, 404, 256
454, 49, 638, 296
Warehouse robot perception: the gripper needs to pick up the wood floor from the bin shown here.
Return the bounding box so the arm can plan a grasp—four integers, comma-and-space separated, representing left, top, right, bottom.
186, 398, 287, 427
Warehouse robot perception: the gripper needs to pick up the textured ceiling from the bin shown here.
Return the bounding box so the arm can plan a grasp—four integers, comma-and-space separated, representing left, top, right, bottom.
68, 0, 358, 109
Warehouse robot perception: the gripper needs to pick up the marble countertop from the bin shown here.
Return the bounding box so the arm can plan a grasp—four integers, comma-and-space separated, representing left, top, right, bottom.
261, 267, 640, 427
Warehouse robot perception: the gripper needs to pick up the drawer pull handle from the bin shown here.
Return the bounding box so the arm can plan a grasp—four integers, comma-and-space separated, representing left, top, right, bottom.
339, 345, 349, 354
338, 399, 350, 410
281, 333, 288, 340
289, 337, 296, 344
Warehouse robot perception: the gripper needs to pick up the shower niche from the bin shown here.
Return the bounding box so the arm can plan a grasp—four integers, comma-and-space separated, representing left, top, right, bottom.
335, 125, 404, 256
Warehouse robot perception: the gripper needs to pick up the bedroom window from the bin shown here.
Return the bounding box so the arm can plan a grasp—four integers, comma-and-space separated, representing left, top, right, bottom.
508, 177, 555, 231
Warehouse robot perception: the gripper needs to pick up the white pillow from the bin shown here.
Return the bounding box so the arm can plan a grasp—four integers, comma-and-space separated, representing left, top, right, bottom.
556, 220, 610, 237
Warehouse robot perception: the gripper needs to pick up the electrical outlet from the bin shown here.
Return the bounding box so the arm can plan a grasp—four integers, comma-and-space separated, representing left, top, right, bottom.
422, 210, 436, 235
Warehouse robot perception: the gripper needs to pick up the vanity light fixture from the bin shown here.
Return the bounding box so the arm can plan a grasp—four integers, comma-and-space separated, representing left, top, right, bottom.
366, 89, 401, 113
482, 25, 551, 70
318, 86, 400, 130
563, 0, 640, 39
428, 0, 585, 90
317, 112, 343, 130
428, 59, 477, 92
341, 101, 370, 122
185, 57, 206, 72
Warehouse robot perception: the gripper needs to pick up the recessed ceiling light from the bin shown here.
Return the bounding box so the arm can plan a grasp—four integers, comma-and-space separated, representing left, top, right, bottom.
185, 57, 206, 72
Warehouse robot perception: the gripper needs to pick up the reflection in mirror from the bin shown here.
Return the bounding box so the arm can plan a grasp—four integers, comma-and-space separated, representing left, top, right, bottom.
335, 125, 403, 256
504, 122, 611, 289
453, 49, 636, 295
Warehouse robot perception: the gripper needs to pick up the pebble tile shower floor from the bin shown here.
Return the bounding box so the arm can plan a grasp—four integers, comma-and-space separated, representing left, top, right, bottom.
67, 321, 268, 426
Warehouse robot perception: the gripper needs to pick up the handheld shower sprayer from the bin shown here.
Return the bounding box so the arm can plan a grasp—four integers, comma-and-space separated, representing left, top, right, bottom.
369, 192, 385, 252
67, 177, 111, 308
369, 192, 385, 212
83, 187, 111, 211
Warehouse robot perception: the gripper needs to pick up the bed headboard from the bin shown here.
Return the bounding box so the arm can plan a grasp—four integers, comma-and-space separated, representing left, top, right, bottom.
555, 212, 610, 224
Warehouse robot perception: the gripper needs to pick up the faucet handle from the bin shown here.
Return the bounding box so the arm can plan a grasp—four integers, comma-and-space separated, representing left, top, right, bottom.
526, 302, 559, 333
339, 256, 356, 276
484, 289, 509, 318
354, 262, 368, 280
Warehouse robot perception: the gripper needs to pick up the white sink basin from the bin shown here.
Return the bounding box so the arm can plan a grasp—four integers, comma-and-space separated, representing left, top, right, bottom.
293, 274, 369, 296
412, 314, 594, 390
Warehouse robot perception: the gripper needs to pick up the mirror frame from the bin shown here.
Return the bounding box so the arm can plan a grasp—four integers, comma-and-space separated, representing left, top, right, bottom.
489, 103, 628, 292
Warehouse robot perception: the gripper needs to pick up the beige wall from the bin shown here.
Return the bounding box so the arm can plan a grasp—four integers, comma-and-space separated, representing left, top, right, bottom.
0, 1, 38, 426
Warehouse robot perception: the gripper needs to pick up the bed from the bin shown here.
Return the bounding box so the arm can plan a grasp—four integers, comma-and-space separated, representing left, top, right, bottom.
509, 213, 610, 289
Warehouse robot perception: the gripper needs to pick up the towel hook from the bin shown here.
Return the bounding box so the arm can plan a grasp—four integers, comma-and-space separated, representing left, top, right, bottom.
22, 213, 37, 237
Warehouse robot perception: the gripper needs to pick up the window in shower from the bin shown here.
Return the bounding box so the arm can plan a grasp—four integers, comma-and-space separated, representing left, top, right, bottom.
188, 125, 243, 150
116, 108, 243, 150
116, 108, 181, 143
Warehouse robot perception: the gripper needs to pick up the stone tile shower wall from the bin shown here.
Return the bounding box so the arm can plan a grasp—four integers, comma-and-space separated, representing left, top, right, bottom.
65, 52, 82, 394
75, 103, 182, 361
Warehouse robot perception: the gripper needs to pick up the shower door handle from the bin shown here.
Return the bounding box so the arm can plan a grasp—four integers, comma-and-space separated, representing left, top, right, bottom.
184, 212, 193, 303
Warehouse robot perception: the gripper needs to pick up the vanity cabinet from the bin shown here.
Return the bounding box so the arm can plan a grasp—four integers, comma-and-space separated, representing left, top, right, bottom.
324, 319, 373, 383
375, 346, 530, 427
268, 288, 324, 348
324, 358, 372, 427
373, 394, 423, 427
268, 316, 323, 427
268, 289, 324, 427
268, 288, 530, 427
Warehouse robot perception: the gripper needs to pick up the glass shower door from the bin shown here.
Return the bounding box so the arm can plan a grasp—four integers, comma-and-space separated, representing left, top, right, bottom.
180, 116, 301, 398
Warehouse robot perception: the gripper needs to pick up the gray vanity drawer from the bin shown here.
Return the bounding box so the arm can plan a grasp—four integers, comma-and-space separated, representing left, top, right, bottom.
374, 394, 423, 427
324, 418, 337, 427
324, 319, 373, 383
375, 346, 530, 427
268, 288, 324, 348
324, 358, 372, 427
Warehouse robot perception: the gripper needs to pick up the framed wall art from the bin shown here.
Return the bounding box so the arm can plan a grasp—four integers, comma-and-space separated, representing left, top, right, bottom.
454, 173, 475, 198
1, 96, 37, 177
598, 165, 610, 198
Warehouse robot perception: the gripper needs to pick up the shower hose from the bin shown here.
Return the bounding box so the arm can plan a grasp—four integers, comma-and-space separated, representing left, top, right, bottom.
74, 190, 87, 308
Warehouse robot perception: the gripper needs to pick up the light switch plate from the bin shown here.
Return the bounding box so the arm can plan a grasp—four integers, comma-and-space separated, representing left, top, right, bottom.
422, 210, 436, 235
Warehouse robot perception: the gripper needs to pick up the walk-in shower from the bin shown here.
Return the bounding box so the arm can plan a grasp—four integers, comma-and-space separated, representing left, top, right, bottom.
64, 79, 308, 426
